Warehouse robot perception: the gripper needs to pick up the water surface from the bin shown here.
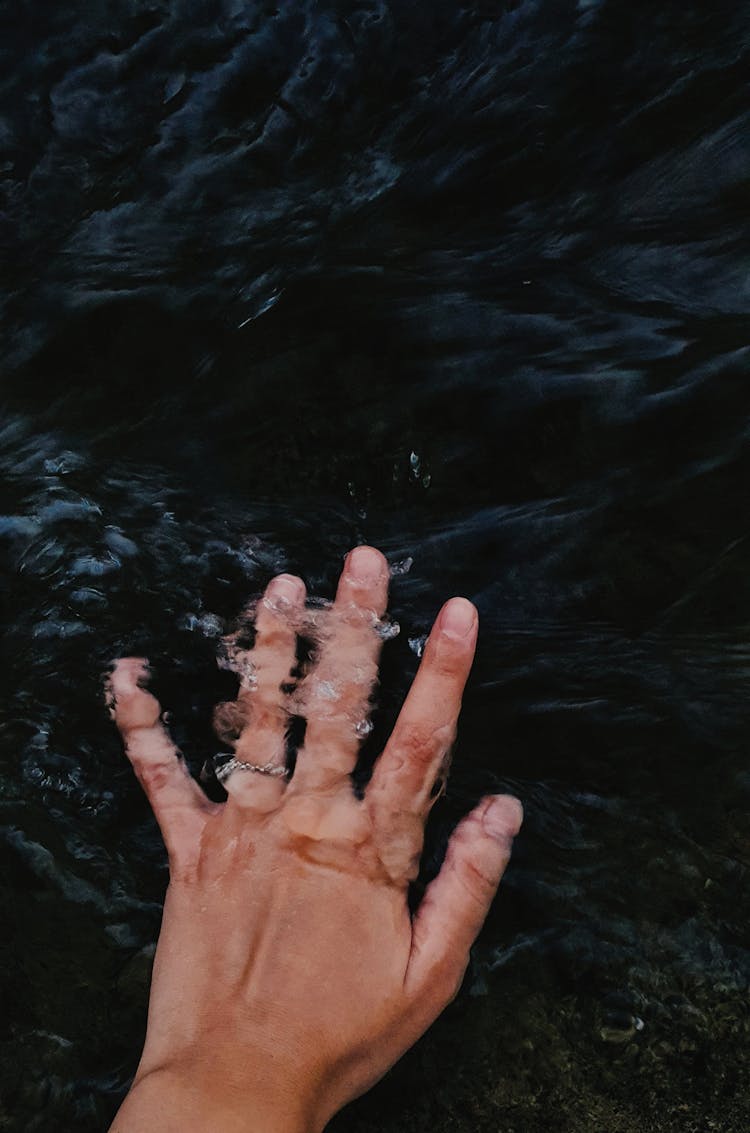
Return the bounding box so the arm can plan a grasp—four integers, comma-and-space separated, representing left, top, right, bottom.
1, 2, 749, 1129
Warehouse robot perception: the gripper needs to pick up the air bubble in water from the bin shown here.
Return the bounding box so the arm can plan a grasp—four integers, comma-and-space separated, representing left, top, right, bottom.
317, 680, 339, 700
354, 719, 373, 738
375, 618, 400, 641
180, 613, 224, 637
389, 556, 413, 577
43, 451, 85, 476
235, 658, 258, 687
408, 635, 427, 657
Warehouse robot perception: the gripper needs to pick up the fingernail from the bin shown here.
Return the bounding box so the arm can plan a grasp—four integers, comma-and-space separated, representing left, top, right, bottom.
348, 545, 384, 583
483, 796, 524, 840
440, 597, 477, 638
266, 574, 304, 604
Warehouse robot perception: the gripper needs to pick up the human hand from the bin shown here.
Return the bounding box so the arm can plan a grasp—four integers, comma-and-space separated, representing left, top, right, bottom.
107, 546, 522, 1133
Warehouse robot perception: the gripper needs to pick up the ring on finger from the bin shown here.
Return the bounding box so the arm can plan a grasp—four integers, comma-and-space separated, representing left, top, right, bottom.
214, 755, 289, 783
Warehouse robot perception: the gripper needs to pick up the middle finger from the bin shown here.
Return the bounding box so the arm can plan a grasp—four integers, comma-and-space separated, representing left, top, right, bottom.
218, 573, 305, 810
291, 545, 389, 794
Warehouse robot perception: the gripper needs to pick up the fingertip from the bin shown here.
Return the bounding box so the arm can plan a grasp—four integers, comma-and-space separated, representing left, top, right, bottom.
345, 545, 389, 584
335, 545, 390, 618
438, 597, 478, 640
107, 657, 161, 731
265, 573, 306, 607
482, 794, 524, 841
109, 656, 151, 689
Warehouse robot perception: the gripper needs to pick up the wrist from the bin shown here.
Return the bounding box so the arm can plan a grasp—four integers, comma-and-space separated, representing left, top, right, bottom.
110, 1063, 322, 1133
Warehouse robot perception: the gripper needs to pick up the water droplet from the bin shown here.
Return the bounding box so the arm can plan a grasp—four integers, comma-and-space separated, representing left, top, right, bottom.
354, 719, 373, 738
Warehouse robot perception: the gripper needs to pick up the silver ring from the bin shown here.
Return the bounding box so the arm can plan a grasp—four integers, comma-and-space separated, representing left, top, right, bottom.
214, 756, 289, 784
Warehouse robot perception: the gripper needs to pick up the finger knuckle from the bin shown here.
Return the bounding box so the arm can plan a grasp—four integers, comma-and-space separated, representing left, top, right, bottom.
426, 636, 465, 677
451, 854, 496, 908
136, 758, 174, 795
396, 722, 439, 769
213, 701, 245, 742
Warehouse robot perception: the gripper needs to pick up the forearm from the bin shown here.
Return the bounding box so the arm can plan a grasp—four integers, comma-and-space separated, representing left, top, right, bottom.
109, 1065, 319, 1133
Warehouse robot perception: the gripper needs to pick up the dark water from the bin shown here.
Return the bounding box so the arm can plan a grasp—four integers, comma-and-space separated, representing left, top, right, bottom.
1, 2, 749, 1129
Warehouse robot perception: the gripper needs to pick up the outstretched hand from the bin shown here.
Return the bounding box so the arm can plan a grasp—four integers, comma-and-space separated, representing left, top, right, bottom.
107, 546, 522, 1133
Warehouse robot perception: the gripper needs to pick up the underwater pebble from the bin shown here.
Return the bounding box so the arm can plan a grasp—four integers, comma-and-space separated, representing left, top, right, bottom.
599, 1013, 644, 1043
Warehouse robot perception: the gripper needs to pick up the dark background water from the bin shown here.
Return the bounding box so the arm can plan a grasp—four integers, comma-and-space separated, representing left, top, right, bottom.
1, 2, 749, 1130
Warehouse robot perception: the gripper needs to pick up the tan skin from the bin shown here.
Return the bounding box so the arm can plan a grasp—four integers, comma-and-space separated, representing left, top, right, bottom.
107, 545, 522, 1133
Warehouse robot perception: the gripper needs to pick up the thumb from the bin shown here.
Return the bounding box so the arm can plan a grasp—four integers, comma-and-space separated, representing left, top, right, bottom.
405, 794, 523, 1003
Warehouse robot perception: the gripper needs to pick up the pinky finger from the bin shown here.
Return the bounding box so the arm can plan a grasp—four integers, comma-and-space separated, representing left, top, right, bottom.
405, 794, 523, 1002
107, 658, 217, 860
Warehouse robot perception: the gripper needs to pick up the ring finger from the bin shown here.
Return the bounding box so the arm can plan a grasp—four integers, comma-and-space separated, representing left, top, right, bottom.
219, 572, 305, 810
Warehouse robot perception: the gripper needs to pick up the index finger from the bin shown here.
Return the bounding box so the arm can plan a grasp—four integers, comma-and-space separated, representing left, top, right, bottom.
367, 597, 478, 816
108, 659, 217, 856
